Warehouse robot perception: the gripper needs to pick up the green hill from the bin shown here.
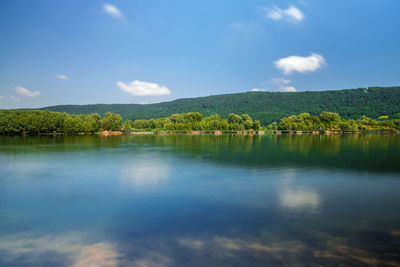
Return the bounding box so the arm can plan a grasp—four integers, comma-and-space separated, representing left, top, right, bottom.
39, 86, 400, 125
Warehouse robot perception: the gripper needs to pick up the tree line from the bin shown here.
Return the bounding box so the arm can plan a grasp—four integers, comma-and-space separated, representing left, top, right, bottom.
0, 110, 260, 135
129, 112, 260, 131
0, 110, 122, 135
1, 110, 399, 135
267, 112, 400, 131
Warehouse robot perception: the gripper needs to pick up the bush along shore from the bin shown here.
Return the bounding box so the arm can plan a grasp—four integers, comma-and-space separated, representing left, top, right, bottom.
0, 110, 399, 136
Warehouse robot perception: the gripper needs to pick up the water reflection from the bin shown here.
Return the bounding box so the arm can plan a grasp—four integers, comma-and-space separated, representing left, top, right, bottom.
9, 158, 46, 179
120, 157, 171, 187
0, 135, 399, 266
3, 231, 393, 266
278, 169, 321, 212
279, 189, 320, 211
1, 134, 399, 173
0, 232, 119, 266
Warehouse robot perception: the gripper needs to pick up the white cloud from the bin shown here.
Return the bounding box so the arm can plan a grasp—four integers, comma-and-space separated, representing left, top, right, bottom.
284, 6, 304, 21
274, 53, 325, 74
103, 3, 123, 18
56, 74, 68, 80
117, 80, 171, 96
265, 5, 304, 22
0, 95, 4, 100
271, 78, 297, 92
15, 86, 40, 98
281, 86, 296, 92
251, 78, 296, 93
251, 88, 266, 92
10, 96, 20, 102
266, 8, 283, 20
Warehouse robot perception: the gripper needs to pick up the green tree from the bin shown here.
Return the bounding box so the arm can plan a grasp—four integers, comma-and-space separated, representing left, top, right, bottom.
228, 113, 242, 124
170, 114, 185, 124
268, 122, 278, 130
229, 122, 244, 131
122, 119, 133, 131
184, 112, 203, 122
241, 114, 253, 129
102, 112, 122, 131
253, 120, 261, 130
320, 112, 340, 129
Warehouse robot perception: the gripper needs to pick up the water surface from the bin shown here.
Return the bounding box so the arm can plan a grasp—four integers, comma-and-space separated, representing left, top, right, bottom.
0, 134, 399, 266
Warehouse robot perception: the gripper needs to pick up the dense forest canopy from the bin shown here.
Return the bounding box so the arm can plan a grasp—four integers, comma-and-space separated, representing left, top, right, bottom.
34, 86, 400, 125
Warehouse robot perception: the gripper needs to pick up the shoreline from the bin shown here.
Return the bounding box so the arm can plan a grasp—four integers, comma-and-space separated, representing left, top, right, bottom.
1, 129, 398, 137
113, 129, 400, 136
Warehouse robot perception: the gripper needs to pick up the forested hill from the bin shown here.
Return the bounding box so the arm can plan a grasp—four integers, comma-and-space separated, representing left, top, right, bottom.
39, 86, 400, 125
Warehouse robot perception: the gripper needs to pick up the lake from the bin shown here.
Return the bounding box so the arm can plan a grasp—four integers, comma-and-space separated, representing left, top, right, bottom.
0, 134, 399, 266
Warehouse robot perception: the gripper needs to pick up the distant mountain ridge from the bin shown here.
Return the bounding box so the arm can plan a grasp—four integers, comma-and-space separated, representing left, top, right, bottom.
39, 86, 400, 125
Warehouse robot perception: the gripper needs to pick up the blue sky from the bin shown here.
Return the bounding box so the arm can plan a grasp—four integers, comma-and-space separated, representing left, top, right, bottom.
1, 0, 399, 108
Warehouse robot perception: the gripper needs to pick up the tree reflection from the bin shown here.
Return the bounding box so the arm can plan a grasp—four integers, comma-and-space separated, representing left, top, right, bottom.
1, 134, 399, 173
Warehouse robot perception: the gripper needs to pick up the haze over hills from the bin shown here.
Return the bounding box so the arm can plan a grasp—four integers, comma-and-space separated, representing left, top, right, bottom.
38, 86, 400, 125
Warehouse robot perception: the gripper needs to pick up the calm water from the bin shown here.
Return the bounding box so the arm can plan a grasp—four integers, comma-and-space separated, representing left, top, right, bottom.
0, 134, 399, 266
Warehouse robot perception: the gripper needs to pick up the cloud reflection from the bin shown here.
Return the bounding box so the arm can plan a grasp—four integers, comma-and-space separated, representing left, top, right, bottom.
177, 234, 399, 265
279, 189, 319, 210
315, 239, 400, 266
120, 158, 171, 186
10, 159, 46, 179
179, 235, 307, 264
179, 239, 204, 250
278, 169, 321, 212
0, 232, 119, 266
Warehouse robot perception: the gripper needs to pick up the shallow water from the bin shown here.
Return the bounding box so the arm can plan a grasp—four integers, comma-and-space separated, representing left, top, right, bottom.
0, 134, 399, 266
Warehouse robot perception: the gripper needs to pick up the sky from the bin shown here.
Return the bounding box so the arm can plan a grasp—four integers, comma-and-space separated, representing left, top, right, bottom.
0, 0, 400, 109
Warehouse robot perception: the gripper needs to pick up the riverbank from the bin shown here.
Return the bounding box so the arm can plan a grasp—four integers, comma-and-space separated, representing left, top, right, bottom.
120, 129, 400, 135
1, 129, 396, 136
